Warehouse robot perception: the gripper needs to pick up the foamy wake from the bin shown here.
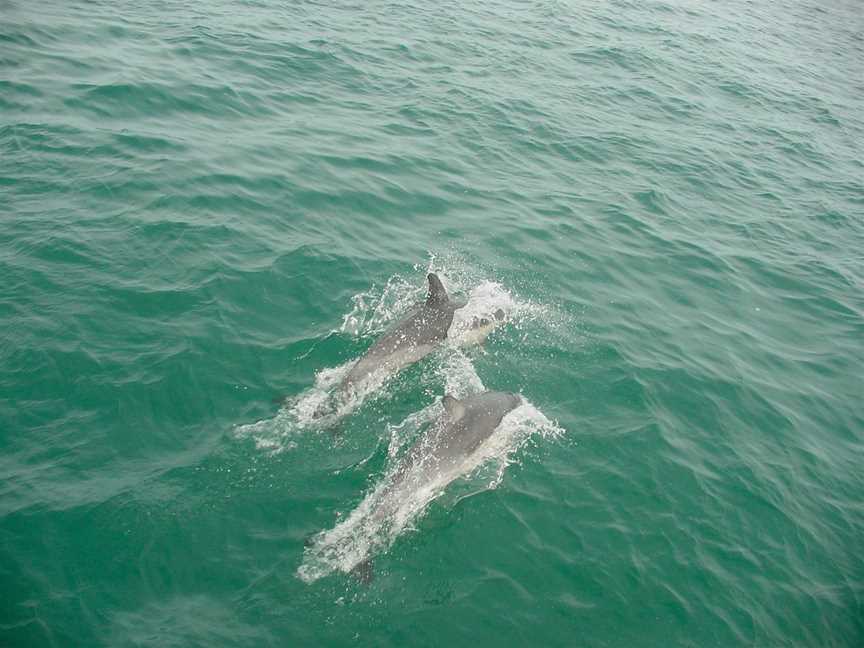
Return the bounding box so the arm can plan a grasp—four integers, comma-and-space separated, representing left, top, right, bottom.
233, 265, 548, 453
296, 395, 563, 583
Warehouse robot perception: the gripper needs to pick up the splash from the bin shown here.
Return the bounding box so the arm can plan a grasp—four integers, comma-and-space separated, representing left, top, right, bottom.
296, 396, 563, 583
339, 274, 421, 338
447, 280, 515, 346
447, 276, 559, 349
233, 359, 394, 452
440, 348, 486, 397
233, 360, 354, 452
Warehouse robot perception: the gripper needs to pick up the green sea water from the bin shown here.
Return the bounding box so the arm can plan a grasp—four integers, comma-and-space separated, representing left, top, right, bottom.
2, 0, 864, 645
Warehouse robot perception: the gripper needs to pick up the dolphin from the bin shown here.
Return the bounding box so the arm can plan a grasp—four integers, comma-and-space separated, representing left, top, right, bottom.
342, 273, 459, 392
299, 390, 523, 582
386, 391, 523, 495
311, 274, 460, 421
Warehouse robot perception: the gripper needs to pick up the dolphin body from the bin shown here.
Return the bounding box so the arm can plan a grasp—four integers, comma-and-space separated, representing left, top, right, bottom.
343, 273, 458, 392
324, 274, 460, 410
385, 391, 523, 497
300, 390, 522, 582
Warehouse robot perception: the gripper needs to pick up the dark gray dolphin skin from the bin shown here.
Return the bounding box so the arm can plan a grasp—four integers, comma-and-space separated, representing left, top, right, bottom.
352, 390, 522, 581
341, 273, 459, 395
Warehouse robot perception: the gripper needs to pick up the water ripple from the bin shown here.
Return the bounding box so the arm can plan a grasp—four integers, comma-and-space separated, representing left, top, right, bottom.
2, 0, 863, 645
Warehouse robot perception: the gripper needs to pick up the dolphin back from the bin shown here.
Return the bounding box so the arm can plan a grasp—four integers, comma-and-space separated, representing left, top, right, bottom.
449, 391, 522, 453
401, 391, 522, 474
342, 274, 458, 390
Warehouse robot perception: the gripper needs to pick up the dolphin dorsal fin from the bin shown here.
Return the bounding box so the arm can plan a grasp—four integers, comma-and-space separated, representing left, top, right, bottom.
442, 394, 465, 420
425, 273, 449, 308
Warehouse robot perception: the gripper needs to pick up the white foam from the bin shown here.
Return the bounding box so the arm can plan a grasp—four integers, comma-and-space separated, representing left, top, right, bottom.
447, 281, 513, 345
233, 357, 403, 453
232, 407, 299, 453
440, 348, 486, 397
232, 360, 352, 452
339, 274, 421, 338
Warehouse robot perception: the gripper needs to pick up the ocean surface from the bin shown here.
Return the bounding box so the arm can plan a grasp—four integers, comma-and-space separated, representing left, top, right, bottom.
2, 0, 863, 645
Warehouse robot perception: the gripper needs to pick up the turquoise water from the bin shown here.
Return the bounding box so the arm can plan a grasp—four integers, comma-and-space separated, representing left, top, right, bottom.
2, 0, 864, 645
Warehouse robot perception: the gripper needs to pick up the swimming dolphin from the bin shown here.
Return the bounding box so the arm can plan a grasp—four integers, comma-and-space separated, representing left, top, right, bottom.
299, 390, 523, 582
386, 391, 522, 495
341, 273, 459, 393
310, 274, 461, 422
